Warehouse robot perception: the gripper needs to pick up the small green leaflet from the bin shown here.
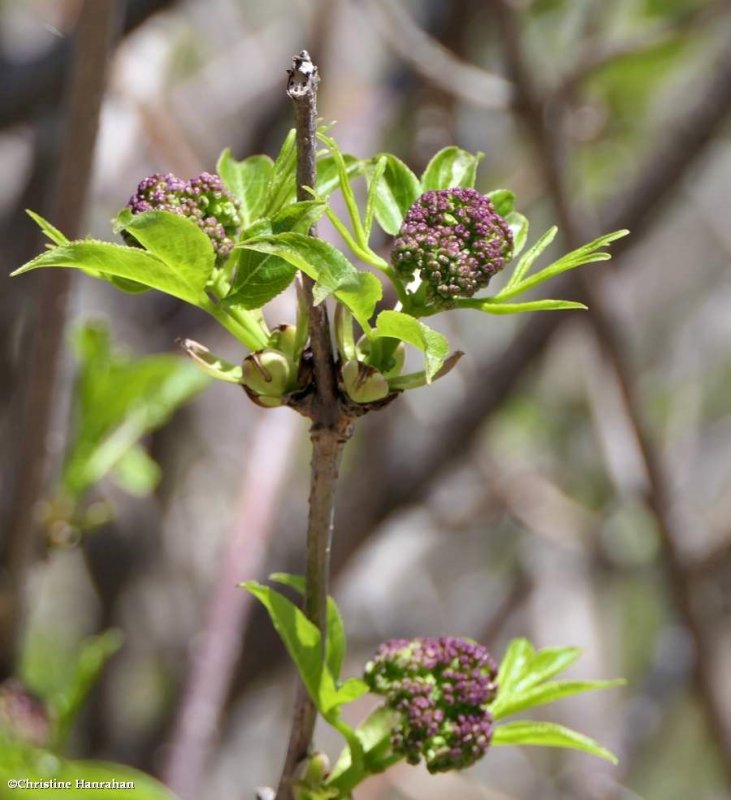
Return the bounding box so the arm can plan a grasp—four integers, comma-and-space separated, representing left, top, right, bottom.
240, 581, 340, 714
486, 189, 516, 216
458, 297, 587, 314
364, 154, 421, 236
216, 150, 274, 227
262, 129, 297, 217
372, 310, 449, 381
26, 210, 69, 246
420, 146, 483, 191
492, 721, 618, 764
177, 338, 243, 384
492, 679, 625, 720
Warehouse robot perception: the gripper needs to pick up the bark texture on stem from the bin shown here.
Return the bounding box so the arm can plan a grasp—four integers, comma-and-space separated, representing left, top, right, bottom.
275, 51, 353, 800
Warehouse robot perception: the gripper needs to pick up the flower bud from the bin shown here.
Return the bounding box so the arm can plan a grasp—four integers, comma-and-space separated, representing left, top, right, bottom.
364, 636, 498, 773
241, 349, 292, 405
341, 360, 390, 404
0, 680, 50, 747
391, 188, 513, 308
126, 171, 241, 259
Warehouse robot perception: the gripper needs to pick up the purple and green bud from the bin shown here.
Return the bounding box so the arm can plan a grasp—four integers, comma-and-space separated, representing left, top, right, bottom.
126, 172, 241, 259
364, 636, 498, 773
0, 680, 50, 747
391, 188, 513, 307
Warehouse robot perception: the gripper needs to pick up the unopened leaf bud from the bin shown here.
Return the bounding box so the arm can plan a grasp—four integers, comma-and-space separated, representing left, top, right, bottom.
341, 360, 389, 404
242, 348, 292, 404
268, 324, 299, 364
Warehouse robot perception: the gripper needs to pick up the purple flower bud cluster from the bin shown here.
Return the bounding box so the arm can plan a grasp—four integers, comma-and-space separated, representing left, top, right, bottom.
391, 188, 513, 307
126, 172, 241, 258
0, 680, 50, 747
364, 636, 498, 773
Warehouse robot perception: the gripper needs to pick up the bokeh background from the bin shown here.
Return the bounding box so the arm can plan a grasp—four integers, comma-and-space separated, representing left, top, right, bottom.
1, 1, 731, 799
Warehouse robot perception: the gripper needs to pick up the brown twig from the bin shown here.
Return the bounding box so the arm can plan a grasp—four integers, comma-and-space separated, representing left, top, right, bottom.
491, 0, 731, 782
274, 51, 354, 800
0, 0, 119, 679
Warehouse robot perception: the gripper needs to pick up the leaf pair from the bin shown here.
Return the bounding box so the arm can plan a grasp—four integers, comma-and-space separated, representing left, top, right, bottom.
490, 638, 624, 763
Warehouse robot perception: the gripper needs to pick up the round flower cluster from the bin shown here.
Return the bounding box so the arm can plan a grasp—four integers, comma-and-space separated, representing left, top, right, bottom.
391, 188, 513, 307
126, 172, 241, 258
364, 636, 498, 773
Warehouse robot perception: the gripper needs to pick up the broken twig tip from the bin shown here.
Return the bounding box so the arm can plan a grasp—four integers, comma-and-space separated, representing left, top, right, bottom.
287, 50, 319, 98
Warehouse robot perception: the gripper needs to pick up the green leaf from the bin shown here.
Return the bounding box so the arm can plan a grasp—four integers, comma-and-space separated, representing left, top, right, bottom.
116, 209, 215, 290
336, 677, 369, 706
499, 229, 629, 301
492, 679, 625, 721
238, 233, 360, 305
262, 129, 297, 216
335, 272, 382, 331
48, 631, 123, 749
0, 742, 176, 799
111, 446, 161, 496
492, 721, 618, 763
420, 146, 483, 191
177, 338, 243, 384
328, 706, 400, 791
272, 200, 327, 234
241, 581, 339, 714
503, 226, 558, 291
514, 646, 582, 691
458, 298, 587, 314
224, 248, 296, 310
13, 241, 209, 306
269, 572, 346, 682
26, 210, 69, 246
372, 310, 448, 381
216, 150, 273, 226
61, 328, 208, 499
365, 154, 421, 236
496, 638, 535, 698
487, 189, 516, 217
505, 211, 529, 258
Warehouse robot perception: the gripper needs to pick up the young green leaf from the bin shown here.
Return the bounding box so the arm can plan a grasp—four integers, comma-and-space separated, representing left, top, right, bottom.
487, 189, 516, 217
26, 209, 69, 246
492, 679, 625, 721
335, 677, 369, 706
241, 581, 339, 713
48, 630, 123, 748
216, 150, 274, 226
224, 248, 297, 310
495, 638, 535, 698
13, 241, 210, 306
503, 225, 558, 292
335, 272, 382, 332
458, 298, 587, 314
238, 233, 360, 305
328, 706, 400, 791
0, 742, 176, 799
505, 210, 529, 258
420, 146, 483, 191
498, 229, 629, 301
514, 646, 582, 691
112, 445, 161, 496
492, 721, 618, 763
262, 128, 297, 217
116, 209, 215, 288
364, 154, 421, 236
372, 310, 449, 381
269, 572, 347, 681
271, 200, 327, 234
